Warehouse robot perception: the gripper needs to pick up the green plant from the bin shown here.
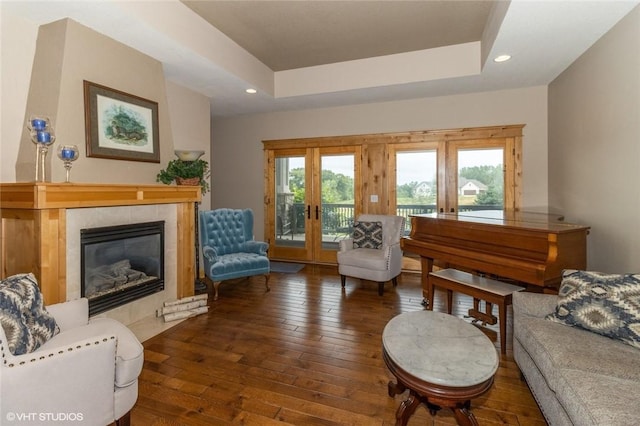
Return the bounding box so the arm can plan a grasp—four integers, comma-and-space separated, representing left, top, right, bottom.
157, 158, 210, 194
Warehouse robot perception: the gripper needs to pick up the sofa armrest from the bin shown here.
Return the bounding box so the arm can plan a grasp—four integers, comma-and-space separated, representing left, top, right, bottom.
385, 243, 403, 273
384, 242, 401, 255
339, 238, 354, 252
386, 242, 402, 258
513, 291, 558, 319
1, 333, 117, 424
46, 298, 89, 331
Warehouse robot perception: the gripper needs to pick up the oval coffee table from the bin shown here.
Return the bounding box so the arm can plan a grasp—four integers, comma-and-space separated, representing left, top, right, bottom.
382, 311, 499, 426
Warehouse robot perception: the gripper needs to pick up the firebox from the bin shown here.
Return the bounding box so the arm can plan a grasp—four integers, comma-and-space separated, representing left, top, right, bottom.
81, 221, 164, 316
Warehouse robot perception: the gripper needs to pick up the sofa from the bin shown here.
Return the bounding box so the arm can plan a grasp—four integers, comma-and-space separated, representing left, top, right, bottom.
513, 290, 640, 425
1, 273, 144, 425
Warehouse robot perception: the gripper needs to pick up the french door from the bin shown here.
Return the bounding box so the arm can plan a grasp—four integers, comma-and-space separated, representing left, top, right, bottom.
389, 137, 517, 232
266, 146, 361, 263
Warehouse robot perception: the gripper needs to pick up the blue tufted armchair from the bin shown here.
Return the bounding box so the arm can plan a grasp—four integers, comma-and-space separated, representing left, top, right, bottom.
199, 208, 270, 300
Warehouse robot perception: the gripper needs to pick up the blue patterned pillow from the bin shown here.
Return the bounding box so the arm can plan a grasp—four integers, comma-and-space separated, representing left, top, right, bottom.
546, 269, 640, 349
352, 221, 383, 249
0, 273, 59, 355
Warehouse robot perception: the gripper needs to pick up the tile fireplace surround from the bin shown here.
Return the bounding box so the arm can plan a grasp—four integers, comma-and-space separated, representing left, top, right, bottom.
0, 183, 200, 327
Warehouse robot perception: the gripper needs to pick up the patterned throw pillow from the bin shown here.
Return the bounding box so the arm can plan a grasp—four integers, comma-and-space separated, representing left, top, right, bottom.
0, 273, 59, 355
352, 221, 383, 249
545, 269, 640, 349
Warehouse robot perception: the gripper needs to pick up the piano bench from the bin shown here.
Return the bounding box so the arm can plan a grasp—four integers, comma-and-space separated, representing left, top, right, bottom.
428, 268, 524, 354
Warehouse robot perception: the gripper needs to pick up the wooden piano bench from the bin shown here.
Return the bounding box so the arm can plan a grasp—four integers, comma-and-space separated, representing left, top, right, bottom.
428, 268, 524, 354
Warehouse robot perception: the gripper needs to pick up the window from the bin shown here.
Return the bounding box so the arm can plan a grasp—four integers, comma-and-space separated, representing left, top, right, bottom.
265, 125, 523, 263
390, 133, 521, 234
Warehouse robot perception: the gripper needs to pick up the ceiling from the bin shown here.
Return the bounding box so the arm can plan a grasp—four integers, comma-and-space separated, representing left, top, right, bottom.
4, 1, 639, 118
181, 1, 495, 71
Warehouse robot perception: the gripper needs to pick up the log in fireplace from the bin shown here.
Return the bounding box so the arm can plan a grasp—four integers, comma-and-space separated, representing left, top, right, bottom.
81, 221, 164, 316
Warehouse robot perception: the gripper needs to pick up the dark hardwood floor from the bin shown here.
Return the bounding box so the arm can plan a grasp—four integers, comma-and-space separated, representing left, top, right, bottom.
132, 264, 546, 425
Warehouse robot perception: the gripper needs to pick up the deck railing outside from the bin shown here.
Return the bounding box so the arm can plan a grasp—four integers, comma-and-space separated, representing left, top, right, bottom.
282, 203, 502, 238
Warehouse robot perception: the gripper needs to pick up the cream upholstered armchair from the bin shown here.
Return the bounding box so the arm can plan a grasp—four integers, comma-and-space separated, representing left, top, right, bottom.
337, 214, 405, 295
199, 208, 270, 300
0, 273, 143, 426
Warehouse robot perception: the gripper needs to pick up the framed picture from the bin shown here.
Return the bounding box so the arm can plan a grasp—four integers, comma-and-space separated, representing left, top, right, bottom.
83, 80, 160, 162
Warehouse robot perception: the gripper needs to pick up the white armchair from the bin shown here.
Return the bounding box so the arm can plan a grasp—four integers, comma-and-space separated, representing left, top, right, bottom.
337, 214, 405, 295
0, 298, 143, 426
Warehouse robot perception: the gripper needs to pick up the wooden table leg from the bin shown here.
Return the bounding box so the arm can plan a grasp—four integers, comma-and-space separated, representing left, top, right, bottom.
395, 391, 422, 426
452, 401, 480, 426
446, 289, 453, 314
388, 380, 406, 397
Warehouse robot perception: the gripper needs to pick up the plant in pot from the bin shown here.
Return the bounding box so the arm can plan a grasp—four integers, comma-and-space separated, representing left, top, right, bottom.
157, 157, 210, 194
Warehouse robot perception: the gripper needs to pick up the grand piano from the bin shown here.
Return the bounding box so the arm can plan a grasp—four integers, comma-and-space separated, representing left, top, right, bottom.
401, 210, 590, 299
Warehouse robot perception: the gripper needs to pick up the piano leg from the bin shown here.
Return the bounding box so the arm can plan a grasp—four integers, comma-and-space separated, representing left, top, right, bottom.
420, 257, 434, 307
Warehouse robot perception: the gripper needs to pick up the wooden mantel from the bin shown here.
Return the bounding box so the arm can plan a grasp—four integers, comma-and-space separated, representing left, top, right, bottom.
0, 182, 201, 304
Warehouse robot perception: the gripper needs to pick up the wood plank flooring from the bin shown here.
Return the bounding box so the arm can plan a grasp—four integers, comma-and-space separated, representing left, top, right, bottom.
132, 264, 546, 425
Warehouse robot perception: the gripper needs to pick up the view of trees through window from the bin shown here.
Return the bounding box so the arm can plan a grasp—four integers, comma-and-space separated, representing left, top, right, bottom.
269, 128, 519, 261
459, 164, 504, 206
282, 155, 356, 241
288, 168, 354, 203
280, 150, 503, 240
457, 149, 504, 208
286, 153, 503, 206
396, 165, 502, 206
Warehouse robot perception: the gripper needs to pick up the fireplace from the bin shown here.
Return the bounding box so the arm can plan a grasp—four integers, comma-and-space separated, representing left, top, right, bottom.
81, 221, 165, 316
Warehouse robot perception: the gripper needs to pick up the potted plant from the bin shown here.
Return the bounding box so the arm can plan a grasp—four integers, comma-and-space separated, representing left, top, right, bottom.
157, 158, 210, 194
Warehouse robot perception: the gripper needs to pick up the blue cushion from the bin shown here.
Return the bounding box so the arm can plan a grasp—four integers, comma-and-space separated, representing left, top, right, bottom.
209, 253, 270, 281
0, 273, 59, 355
546, 269, 640, 349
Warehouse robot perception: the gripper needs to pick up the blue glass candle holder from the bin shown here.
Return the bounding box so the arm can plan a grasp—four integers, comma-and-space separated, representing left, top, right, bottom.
57, 144, 79, 183
27, 115, 56, 182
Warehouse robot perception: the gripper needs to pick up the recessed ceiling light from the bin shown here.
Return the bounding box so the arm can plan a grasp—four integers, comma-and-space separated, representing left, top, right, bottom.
494, 54, 512, 63
245, 88, 257, 94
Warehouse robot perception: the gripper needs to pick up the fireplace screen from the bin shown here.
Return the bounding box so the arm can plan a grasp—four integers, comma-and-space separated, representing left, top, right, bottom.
81, 221, 164, 316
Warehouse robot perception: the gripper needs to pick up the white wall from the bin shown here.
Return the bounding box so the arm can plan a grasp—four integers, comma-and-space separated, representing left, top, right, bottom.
0, 10, 38, 182
165, 81, 212, 208
549, 6, 640, 272
0, 12, 211, 197
212, 86, 549, 238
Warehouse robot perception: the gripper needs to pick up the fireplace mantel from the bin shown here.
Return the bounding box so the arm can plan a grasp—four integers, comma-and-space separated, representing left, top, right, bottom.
1, 182, 201, 304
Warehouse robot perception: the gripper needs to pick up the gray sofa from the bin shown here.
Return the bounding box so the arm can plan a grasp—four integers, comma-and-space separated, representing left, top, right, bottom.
513, 291, 640, 426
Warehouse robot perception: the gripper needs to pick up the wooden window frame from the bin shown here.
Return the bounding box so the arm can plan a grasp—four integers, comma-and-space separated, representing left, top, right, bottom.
264, 124, 524, 243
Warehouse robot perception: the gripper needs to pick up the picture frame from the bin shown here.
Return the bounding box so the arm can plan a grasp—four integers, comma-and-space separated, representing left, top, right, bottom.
83, 80, 160, 163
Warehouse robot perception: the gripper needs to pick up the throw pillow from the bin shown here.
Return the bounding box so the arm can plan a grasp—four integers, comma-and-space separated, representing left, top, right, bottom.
352, 221, 383, 249
0, 273, 59, 355
546, 269, 640, 349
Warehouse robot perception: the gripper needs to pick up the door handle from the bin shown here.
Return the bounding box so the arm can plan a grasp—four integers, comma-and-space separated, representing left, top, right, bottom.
315, 205, 319, 220
307, 205, 311, 219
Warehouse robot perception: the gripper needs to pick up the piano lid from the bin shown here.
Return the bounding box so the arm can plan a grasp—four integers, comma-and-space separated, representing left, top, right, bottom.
410, 210, 589, 233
